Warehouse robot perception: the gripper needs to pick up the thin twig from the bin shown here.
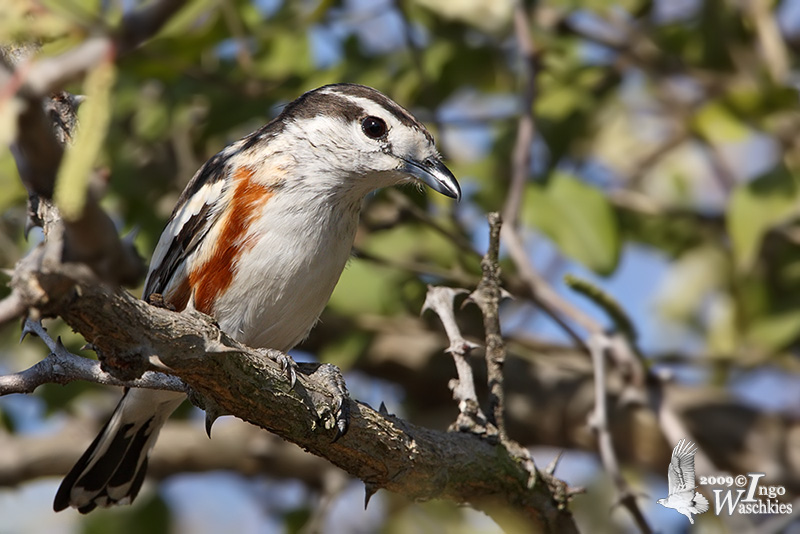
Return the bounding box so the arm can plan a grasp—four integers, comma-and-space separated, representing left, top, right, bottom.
498, 3, 603, 345
354, 248, 479, 288
503, 225, 601, 341
469, 213, 508, 440
588, 334, 653, 534
386, 190, 477, 256
503, 1, 538, 227
0, 319, 186, 396
748, 0, 789, 84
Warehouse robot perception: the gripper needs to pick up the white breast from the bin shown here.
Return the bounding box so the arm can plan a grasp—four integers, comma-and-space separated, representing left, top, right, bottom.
209, 185, 362, 352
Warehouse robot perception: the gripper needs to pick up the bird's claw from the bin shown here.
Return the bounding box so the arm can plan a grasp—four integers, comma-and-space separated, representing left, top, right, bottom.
332, 394, 350, 442
278, 354, 297, 389
258, 349, 298, 389
321, 363, 350, 440
297, 362, 350, 440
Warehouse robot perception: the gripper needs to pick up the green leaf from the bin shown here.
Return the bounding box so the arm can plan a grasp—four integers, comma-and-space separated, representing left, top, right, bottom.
157, 0, 219, 39
564, 274, 637, 340
655, 245, 728, 322
328, 258, 404, 315
523, 173, 620, 275
535, 85, 585, 122
692, 101, 750, 143
727, 168, 800, 271
256, 30, 312, 78
318, 331, 370, 369
746, 310, 800, 352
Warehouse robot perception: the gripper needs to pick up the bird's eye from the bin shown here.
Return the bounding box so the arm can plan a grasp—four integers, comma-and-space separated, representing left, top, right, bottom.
361, 116, 387, 139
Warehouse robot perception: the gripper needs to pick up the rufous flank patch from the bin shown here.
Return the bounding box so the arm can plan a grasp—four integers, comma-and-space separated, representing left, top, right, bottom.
189, 167, 274, 314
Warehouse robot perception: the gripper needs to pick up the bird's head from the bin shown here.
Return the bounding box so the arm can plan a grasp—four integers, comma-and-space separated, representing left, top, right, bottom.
273, 84, 461, 201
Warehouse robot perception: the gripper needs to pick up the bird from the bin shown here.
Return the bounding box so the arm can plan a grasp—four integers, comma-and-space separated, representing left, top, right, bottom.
53, 83, 460, 513
656, 439, 709, 524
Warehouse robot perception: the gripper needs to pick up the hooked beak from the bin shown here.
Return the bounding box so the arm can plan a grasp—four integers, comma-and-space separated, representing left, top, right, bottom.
401, 157, 461, 202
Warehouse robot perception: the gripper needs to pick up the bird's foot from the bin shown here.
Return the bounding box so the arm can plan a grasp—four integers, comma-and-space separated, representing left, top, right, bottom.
257, 348, 299, 389
297, 362, 350, 441
255, 350, 350, 440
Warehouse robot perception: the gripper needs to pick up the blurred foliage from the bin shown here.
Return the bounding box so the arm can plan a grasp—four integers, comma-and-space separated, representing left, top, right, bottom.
525, 172, 620, 274
3, 0, 800, 530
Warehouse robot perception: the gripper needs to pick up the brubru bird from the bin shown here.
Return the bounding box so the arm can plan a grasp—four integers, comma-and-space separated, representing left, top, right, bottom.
54, 83, 460, 513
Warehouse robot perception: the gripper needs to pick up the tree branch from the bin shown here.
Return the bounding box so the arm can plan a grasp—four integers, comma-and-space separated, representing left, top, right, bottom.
421, 285, 488, 433
0, 318, 185, 396
468, 213, 508, 440
0, 418, 338, 490
588, 334, 652, 534
7, 251, 577, 531
0, 291, 25, 328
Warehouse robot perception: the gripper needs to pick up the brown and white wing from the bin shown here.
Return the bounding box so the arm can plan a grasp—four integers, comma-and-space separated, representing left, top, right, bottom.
143, 151, 234, 308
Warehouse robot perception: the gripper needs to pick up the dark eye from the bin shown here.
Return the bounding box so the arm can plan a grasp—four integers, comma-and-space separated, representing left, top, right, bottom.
361, 116, 387, 139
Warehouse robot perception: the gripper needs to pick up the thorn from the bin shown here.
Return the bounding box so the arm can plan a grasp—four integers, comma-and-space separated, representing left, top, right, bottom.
122, 226, 140, 245
379, 401, 388, 415
364, 482, 378, 509
205, 410, 219, 438
54, 336, 67, 355
546, 450, 564, 476
19, 319, 39, 343
567, 485, 587, 498
420, 285, 434, 316
332, 422, 346, 442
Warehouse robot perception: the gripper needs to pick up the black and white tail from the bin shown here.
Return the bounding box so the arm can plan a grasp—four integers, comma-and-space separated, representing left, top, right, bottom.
54, 389, 184, 513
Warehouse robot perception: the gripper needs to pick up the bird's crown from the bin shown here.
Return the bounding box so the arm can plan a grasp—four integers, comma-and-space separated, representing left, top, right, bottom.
240, 84, 460, 200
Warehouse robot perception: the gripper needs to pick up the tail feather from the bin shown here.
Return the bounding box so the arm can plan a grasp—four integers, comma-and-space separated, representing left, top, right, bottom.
692, 492, 710, 514
54, 389, 184, 513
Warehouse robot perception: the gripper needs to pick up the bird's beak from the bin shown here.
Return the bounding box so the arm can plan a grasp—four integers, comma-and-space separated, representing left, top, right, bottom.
401, 157, 461, 202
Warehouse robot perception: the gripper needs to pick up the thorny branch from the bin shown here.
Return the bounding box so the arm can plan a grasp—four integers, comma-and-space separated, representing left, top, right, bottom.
421, 218, 579, 530
421, 286, 488, 433
468, 213, 508, 441
3, 252, 578, 532
497, 6, 674, 533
